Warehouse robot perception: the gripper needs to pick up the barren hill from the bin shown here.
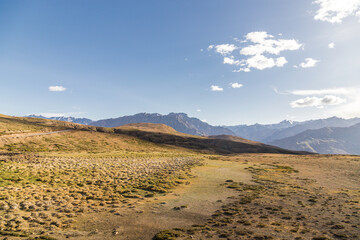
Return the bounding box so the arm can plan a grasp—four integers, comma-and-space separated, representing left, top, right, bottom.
0, 114, 307, 155
91, 112, 235, 136
117, 123, 181, 135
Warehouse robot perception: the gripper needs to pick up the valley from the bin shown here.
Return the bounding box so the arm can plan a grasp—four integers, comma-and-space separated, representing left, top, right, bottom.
3, 1, 360, 239
0, 115, 359, 239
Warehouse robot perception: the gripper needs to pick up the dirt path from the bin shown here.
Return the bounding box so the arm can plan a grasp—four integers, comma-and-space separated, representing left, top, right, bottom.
73, 159, 253, 240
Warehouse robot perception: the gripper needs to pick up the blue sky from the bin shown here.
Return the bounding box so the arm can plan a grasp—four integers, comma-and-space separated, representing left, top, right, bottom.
1, 0, 360, 125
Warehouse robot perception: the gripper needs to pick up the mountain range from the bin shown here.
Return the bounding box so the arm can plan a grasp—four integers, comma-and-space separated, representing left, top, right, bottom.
27, 113, 235, 136
4, 114, 305, 155
91, 112, 234, 136
27, 113, 360, 154
270, 123, 360, 154
27, 115, 93, 125
226, 116, 360, 143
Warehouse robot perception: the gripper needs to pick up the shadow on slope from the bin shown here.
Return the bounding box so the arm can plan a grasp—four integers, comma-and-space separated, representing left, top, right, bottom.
1, 115, 310, 155
112, 124, 310, 155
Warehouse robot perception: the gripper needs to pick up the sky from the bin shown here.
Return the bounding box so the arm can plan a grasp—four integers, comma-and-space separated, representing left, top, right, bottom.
1, 0, 360, 125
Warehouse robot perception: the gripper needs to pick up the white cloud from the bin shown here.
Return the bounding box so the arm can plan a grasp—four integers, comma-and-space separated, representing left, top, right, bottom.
196, 109, 201, 112
313, 0, 360, 23
240, 32, 302, 56
290, 88, 351, 95
233, 67, 251, 73
223, 56, 241, 65
328, 42, 335, 48
279, 87, 350, 108
210, 85, 224, 92
208, 44, 238, 56
329, 88, 360, 118
278, 87, 360, 117
273, 87, 289, 95
230, 83, 243, 88
244, 31, 273, 44
290, 95, 346, 108
298, 58, 320, 68
209, 31, 302, 72
241, 55, 288, 71
276, 57, 288, 67
48, 86, 66, 92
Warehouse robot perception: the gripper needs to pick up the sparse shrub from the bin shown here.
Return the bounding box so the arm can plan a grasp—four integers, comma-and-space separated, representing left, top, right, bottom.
153, 229, 182, 240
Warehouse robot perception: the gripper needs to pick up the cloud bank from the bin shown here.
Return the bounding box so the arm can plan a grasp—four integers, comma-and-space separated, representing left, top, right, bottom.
290, 88, 350, 95
313, 0, 360, 23
291, 95, 346, 108
209, 31, 302, 72
275, 87, 352, 109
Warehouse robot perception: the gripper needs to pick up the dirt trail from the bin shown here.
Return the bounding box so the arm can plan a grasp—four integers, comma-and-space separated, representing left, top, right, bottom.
74, 159, 253, 240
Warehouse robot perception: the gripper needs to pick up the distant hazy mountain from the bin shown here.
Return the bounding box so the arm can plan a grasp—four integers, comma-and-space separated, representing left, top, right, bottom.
225, 117, 360, 143
91, 112, 235, 136
270, 123, 360, 154
226, 120, 299, 142
263, 117, 360, 143
27, 115, 92, 125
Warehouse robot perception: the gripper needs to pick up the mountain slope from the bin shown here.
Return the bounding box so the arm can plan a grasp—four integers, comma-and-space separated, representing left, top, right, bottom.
0, 114, 308, 155
270, 123, 360, 154
226, 120, 298, 142
117, 123, 183, 135
263, 117, 360, 143
112, 125, 309, 155
92, 112, 235, 136
225, 117, 360, 143
208, 135, 261, 145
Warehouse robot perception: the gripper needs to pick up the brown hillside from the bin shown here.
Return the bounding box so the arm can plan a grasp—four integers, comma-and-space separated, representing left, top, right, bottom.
209, 134, 261, 145
0, 114, 310, 155
116, 123, 182, 135
112, 128, 310, 155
